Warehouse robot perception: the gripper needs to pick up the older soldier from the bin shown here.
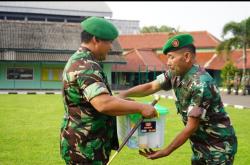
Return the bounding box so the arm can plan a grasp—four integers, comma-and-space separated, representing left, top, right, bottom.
60, 16, 157, 165
119, 34, 238, 165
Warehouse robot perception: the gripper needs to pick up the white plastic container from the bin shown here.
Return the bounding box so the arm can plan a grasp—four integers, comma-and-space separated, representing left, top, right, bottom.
117, 104, 168, 149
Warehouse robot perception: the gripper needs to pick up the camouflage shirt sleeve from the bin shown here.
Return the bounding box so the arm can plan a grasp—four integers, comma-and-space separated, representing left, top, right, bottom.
83, 82, 110, 102
187, 82, 207, 120
156, 71, 172, 91
77, 63, 110, 102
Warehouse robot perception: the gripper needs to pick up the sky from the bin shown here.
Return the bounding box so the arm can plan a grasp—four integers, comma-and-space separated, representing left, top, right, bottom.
106, 1, 250, 40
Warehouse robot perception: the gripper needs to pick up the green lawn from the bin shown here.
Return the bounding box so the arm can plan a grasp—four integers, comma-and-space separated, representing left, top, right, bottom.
0, 95, 249, 165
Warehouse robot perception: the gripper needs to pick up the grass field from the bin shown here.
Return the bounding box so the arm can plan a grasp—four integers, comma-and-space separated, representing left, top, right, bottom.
0, 94, 249, 165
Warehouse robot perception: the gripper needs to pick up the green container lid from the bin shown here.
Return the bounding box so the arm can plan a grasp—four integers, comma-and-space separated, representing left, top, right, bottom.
128, 103, 169, 123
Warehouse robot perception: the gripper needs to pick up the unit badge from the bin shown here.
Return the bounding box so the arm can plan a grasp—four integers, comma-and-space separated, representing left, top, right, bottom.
172, 39, 179, 47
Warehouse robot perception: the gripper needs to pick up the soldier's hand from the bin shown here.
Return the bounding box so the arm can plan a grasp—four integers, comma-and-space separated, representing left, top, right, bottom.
139, 148, 168, 160
140, 104, 157, 118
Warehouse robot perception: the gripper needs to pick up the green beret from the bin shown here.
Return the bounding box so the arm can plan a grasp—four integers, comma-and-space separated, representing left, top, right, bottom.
162, 34, 194, 54
80, 16, 119, 41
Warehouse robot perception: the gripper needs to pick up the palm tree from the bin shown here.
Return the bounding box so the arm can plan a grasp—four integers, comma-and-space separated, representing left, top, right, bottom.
140, 25, 177, 33
216, 17, 250, 78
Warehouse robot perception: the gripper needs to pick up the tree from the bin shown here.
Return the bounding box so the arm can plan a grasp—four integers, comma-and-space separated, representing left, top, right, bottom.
221, 61, 239, 87
140, 25, 176, 33
216, 17, 250, 79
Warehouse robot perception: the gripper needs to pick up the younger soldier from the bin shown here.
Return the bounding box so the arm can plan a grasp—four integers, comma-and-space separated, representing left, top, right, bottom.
60, 16, 157, 165
119, 34, 238, 165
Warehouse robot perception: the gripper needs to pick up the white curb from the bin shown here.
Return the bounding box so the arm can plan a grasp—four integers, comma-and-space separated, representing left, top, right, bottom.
234, 105, 244, 109
224, 103, 229, 107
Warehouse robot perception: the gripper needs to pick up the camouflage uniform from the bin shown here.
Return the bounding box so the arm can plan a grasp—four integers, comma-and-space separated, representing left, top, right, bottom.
60, 47, 119, 165
157, 64, 237, 165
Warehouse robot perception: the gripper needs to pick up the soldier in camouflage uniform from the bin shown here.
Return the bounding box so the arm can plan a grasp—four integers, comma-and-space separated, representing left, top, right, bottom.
60, 16, 157, 165
119, 34, 237, 165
